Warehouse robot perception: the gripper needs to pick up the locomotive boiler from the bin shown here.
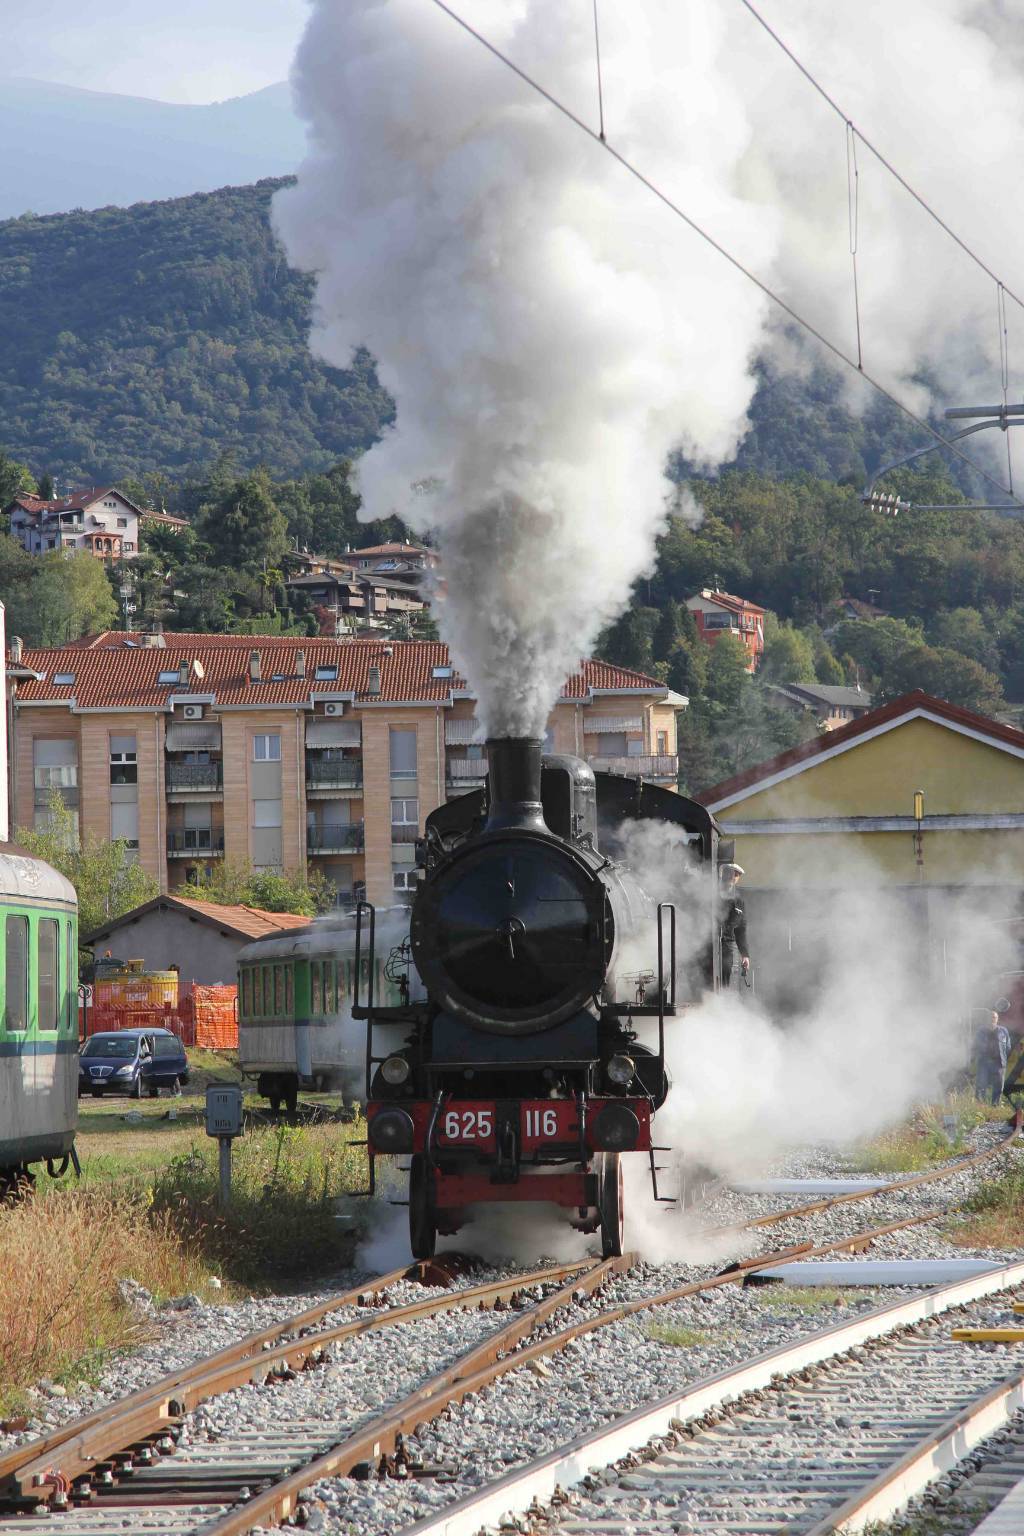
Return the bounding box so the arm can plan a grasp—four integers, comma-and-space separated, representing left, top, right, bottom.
358, 737, 722, 1258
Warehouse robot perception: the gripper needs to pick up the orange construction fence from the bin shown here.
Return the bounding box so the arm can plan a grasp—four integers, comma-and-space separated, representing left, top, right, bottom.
80, 982, 238, 1049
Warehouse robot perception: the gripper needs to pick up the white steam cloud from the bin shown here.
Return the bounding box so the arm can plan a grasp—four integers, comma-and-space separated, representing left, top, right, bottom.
276, 0, 1022, 735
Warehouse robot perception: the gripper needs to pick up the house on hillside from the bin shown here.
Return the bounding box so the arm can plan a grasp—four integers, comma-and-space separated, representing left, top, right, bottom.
348, 543, 439, 582
768, 681, 874, 731
5, 486, 188, 560
285, 554, 428, 631
685, 587, 766, 671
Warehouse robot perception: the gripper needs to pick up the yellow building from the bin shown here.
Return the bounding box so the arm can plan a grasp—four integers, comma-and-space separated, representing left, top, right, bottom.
10, 631, 682, 908
699, 691, 1024, 1009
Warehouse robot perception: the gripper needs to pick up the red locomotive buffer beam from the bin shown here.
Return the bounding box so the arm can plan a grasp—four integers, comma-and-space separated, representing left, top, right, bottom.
367, 1098, 651, 1159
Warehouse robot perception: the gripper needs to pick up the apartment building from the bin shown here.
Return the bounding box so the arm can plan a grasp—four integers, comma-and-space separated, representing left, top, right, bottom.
685, 587, 766, 671
10, 632, 682, 908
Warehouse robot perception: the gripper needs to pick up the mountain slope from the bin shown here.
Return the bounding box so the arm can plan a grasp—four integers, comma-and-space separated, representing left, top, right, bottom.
0, 78, 305, 219
0, 179, 392, 482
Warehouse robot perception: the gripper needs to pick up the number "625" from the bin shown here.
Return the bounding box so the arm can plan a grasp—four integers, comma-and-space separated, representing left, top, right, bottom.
443, 1109, 493, 1139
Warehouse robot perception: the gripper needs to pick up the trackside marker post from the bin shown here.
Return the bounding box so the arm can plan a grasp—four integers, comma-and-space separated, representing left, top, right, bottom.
206, 1084, 243, 1207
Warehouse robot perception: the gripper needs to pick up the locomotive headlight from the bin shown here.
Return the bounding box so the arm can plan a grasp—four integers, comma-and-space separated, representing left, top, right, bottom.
606, 1053, 636, 1087
369, 1108, 415, 1153
381, 1055, 410, 1086
593, 1103, 641, 1151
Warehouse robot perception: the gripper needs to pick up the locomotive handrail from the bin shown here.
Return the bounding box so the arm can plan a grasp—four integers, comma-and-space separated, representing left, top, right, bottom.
656, 901, 677, 1078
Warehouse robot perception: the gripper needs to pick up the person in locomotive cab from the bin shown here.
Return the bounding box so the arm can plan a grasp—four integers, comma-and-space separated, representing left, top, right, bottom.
718, 863, 750, 989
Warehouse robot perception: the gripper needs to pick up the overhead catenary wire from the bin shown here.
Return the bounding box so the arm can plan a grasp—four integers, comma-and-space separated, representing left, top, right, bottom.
846, 121, 863, 371
736, 0, 1024, 320
998, 281, 1014, 493
425, 0, 1023, 509
591, 0, 605, 142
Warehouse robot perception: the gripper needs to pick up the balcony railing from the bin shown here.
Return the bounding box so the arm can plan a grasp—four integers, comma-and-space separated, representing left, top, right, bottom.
166, 762, 223, 792
589, 754, 679, 779
167, 829, 225, 855
446, 756, 487, 781
305, 759, 363, 789
391, 822, 419, 844
307, 822, 365, 853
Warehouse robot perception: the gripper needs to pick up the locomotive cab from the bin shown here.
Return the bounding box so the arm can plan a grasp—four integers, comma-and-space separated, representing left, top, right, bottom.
360, 736, 720, 1259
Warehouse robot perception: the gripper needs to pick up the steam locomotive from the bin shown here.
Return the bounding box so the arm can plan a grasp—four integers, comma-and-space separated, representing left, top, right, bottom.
359, 737, 722, 1258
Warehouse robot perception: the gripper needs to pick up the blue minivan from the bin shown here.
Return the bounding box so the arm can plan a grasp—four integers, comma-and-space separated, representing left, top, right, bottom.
78, 1028, 191, 1098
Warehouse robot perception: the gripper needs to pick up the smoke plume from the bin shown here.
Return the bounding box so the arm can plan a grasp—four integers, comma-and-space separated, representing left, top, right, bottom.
276, 0, 1022, 733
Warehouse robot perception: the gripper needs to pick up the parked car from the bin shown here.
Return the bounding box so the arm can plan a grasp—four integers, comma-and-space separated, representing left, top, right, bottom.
78, 1029, 190, 1098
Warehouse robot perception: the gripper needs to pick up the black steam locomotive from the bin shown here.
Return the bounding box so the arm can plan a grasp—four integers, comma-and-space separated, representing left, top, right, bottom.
358, 737, 722, 1257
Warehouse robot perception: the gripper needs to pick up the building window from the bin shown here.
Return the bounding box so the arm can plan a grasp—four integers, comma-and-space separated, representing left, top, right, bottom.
158, 669, 179, 685
34, 738, 77, 794
432, 665, 454, 679
596, 733, 627, 757
116, 517, 128, 528
253, 734, 281, 761
52, 672, 76, 686
627, 738, 644, 757
391, 798, 419, 825
109, 734, 137, 785
253, 799, 282, 827
390, 727, 417, 779
702, 614, 734, 631
111, 801, 140, 851
4, 915, 28, 1032
314, 665, 338, 681
657, 731, 668, 754
393, 869, 419, 895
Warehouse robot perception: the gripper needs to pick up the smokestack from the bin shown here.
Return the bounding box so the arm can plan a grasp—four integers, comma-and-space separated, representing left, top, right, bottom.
485, 737, 546, 832
249, 650, 261, 683
9, 636, 22, 664
366, 664, 381, 696
178, 660, 189, 689
296, 649, 306, 679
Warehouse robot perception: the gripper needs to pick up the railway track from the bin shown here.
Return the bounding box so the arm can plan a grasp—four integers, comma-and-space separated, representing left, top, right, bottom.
2, 1125, 1019, 1534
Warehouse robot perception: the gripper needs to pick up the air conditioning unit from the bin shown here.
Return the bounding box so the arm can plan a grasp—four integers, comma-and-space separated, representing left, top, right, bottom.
324, 702, 343, 717
182, 703, 203, 720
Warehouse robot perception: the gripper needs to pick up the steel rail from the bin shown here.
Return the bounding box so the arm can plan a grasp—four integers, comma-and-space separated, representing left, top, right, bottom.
738, 1115, 1022, 1230
400, 1256, 1024, 1536
187, 1212, 947, 1536
194, 1252, 636, 1535
1, 1256, 593, 1503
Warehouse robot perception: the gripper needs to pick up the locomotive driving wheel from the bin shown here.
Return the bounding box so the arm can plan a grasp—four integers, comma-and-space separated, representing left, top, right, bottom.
409, 1153, 438, 1260
597, 1151, 624, 1258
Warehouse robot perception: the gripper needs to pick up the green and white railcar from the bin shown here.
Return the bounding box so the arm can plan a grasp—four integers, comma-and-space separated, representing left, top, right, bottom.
237, 909, 416, 1112
0, 844, 79, 1192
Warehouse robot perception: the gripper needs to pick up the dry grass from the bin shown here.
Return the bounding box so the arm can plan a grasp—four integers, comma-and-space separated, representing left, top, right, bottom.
0, 1189, 211, 1416
752, 1284, 846, 1311
850, 1091, 1006, 1175
644, 1321, 725, 1348
949, 1161, 1024, 1249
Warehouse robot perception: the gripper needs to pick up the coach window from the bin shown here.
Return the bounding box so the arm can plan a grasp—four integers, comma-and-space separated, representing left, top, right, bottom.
240, 968, 249, 1016
311, 960, 322, 1016
274, 964, 284, 1015
261, 966, 271, 1015
5, 916, 28, 1033
285, 965, 294, 1015
38, 919, 59, 1032
66, 923, 75, 1031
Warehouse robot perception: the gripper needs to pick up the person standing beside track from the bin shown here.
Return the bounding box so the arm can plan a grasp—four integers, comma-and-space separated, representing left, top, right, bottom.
718, 862, 751, 990
974, 1007, 1011, 1105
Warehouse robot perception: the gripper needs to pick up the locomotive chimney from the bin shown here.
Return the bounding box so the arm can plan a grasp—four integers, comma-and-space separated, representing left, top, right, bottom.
484, 737, 546, 832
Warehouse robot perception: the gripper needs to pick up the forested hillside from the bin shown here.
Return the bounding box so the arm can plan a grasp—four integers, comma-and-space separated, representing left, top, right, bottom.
0, 180, 391, 482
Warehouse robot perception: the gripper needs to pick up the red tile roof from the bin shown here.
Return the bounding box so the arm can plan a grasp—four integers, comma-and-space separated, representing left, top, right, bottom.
698, 690, 1024, 807
691, 588, 766, 616
12, 634, 666, 710
351, 543, 431, 557
142, 509, 189, 529
6, 486, 154, 522
84, 895, 312, 944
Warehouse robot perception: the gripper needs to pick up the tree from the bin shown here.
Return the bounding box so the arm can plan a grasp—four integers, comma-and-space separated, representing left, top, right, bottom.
877, 644, 1003, 715
177, 860, 331, 916
0, 450, 34, 508
36, 472, 54, 502
596, 606, 660, 673
17, 792, 157, 938
760, 614, 817, 684
198, 469, 289, 574
704, 632, 750, 711
928, 607, 1001, 676
1, 546, 118, 645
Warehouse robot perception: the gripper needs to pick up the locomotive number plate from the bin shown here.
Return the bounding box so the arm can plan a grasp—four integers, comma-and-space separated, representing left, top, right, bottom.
520, 1100, 579, 1151
438, 1104, 496, 1148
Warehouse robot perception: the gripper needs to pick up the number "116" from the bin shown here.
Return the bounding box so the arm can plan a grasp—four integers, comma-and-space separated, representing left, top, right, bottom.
525, 1108, 559, 1137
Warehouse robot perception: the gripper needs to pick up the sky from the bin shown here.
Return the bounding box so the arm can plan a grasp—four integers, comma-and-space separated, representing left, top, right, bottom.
2, 0, 309, 103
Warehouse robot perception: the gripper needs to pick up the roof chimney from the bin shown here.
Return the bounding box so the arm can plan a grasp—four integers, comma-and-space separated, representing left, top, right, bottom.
178, 659, 189, 689
249, 650, 262, 684
9, 635, 22, 664
296, 649, 306, 679
367, 665, 381, 696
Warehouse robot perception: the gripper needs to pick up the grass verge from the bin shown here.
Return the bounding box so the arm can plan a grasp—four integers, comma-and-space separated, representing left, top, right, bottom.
150, 1118, 371, 1285
0, 1188, 210, 1418
751, 1284, 846, 1311
850, 1091, 1006, 1174
644, 1321, 727, 1348
948, 1160, 1024, 1248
